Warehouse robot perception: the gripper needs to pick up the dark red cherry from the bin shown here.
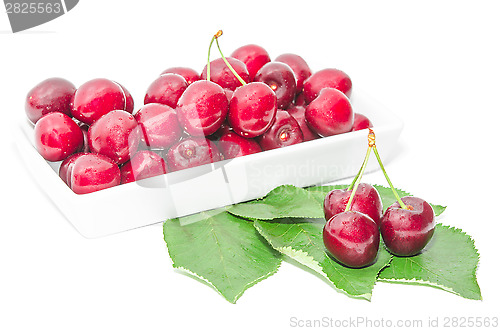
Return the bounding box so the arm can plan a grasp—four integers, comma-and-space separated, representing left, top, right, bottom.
352, 113, 373, 131
88, 110, 141, 164
256, 110, 303, 150
134, 103, 182, 149
201, 57, 250, 91
34, 112, 84, 162
305, 88, 353, 136
166, 137, 223, 172
160, 67, 200, 85
323, 211, 380, 268
59, 152, 86, 186
303, 68, 353, 103
176, 80, 229, 136
25, 77, 76, 124
231, 44, 271, 81
228, 82, 277, 138
323, 183, 383, 226
218, 132, 261, 159
144, 73, 188, 109
120, 150, 167, 184
254, 62, 296, 109
275, 53, 312, 92
66, 153, 121, 194
285, 105, 320, 141
116, 82, 134, 113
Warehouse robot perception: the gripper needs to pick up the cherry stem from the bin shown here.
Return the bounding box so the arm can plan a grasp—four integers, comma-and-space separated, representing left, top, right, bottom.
206, 30, 222, 82
347, 129, 376, 191
344, 145, 372, 212
214, 33, 247, 86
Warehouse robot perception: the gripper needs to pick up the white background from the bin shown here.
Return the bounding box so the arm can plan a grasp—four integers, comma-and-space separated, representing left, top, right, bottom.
1, 1, 499, 330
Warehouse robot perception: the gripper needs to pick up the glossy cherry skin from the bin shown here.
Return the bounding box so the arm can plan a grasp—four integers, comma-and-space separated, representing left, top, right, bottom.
71, 78, 133, 125
34, 112, 84, 162
254, 62, 296, 109
144, 73, 188, 109
160, 67, 200, 85
305, 88, 353, 136
323, 183, 383, 226
116, 82, 134, 113
380, 196, 435, 256
166, 137, 223, 172
176, 80, 229, 136
231, 44, 271, 81
228, 82, 277, 138
25, 77, 76, 124
256, 110, 303, 150
352, 113, 373, 131
218, 132, 262, 159
275, 53, 312, 92
59, 152, 86, 186
65, 153, 121, 194
201, 57, 250, 91
134, 103, 182, 149
120, 150, 167, 184
323, 211, 380, 268
303, 68, 353, 103
293, 92, 306, 107
88, 110, 141, 164
286, 105, 320, 141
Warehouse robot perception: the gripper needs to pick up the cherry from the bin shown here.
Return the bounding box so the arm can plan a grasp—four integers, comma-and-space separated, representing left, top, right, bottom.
293, 92, 306, 107
323, 211, 380, 268
352, 113, 373, 131
305, 88, 353, 136
228, 82, 277, 138
256, 110, 303, 150
160, 67, 200, 85
176, 80, 229, 136
231, 44, 271, 81
254, 62, 296, 109
116, 82, 135, 113
323, 183, 383, 226
34, 112, 84, 162
209, 120, 233, 140
218, 132, 261, 159
59, 152, 85, 186
71, 78, 134, 125
25, 77, 76, 124
380, 197, 435, 256
144, 73, 188, 108
303, 68, 352, 103
201, 57, 250, 90
78, 122, 91, 153
166, 137, 223, 172
134, 103, 182, 149
275, 53, 312, 92
120, 150, 167, 184
285, 105, 320, 141
64, 153, 121, 194
88, 110, 141, 164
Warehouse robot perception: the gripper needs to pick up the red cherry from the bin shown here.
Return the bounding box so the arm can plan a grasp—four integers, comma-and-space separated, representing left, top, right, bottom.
160, 67, 200, 85
323, 211, 380, 268
71, 78, 133, 125
218, 132, 262, 159
231, 44, 271, 81
120, 150, 167, 184
134, 103, 182, 149
25, 77, 76, 124
254, 62, 296, 109
305, 88, 353, 136
285, 105, 320, 141
176, 80, 229, 137
166, 137, 223, 172
228, 82, 277, 138
201, 57, 250, 91
88, 110, 141, 164
275, 53, 312, 92
256, 110, 303, 150
352, 113, 373, 131
59, 152, 86, 186
66, 153, 121, 194
144, 73, 188, 108
303, 68, 352, 103
34, 112, 84, 162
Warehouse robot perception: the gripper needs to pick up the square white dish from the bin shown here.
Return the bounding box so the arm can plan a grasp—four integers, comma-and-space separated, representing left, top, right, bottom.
16, 89, 403, 238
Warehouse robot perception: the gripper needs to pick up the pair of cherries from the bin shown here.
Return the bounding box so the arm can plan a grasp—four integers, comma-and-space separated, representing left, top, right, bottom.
322, 130, 435, 265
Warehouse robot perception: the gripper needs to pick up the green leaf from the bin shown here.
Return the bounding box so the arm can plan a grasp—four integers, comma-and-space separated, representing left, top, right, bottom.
227, 185, 324, 220
163, 209, 282, 303
378, 223, 481, 300
254, 219, 392, 300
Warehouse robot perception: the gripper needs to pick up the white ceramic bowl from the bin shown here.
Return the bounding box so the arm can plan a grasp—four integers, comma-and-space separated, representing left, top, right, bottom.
16, 89, 403, 238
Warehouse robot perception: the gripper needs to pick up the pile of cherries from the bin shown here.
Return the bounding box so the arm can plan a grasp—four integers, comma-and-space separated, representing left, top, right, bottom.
27, 31, 373, 194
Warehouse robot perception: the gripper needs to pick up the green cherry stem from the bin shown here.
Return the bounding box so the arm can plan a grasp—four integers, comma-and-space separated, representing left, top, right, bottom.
347, 129, 376, 191
344, 145, 372, 212
206, 30, 222, 82
214, 32, 247, 86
